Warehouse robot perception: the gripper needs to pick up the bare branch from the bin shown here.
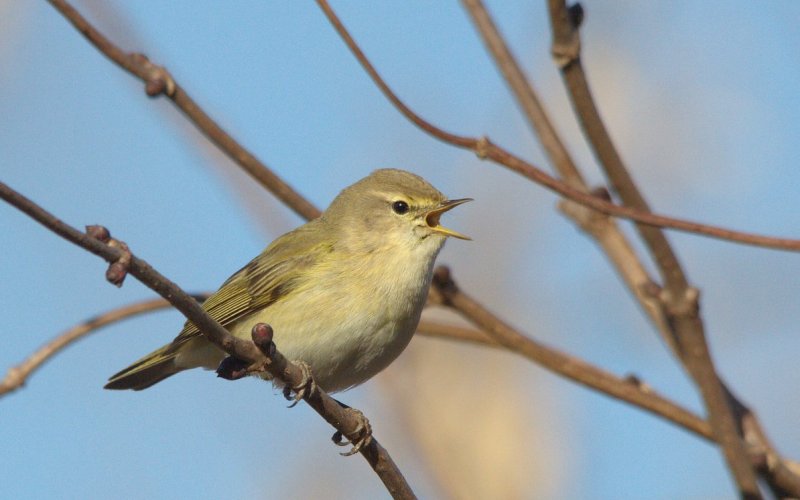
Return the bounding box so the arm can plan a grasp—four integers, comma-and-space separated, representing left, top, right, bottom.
429, 266, 712, 441
0, 181, 413, 499
461, 1, 799, 494
546, 2, 762, 495
460, 1, 798, 495
724, 385, 800, 496
460, 0, 585, 189
458, 0, 675, 352
416, 320, 497, 348
0, 296, 206, 399
24, 1, 798, 496
429, 265, 800, 497
46, 0, 321, 221
315, 0, 800, 254
547, 0, 688, 296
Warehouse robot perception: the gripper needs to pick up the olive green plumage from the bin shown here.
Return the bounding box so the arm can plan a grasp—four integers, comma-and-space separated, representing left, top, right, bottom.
105, 169, 470, 392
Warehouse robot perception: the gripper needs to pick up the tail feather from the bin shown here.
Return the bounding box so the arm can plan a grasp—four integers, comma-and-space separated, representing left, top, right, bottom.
104, 344, 182, 391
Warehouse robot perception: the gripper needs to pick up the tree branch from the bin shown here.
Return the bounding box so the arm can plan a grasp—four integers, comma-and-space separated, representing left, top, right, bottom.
547, 0, 688, 295
315, 0, 800, 254
429, 266, 800, 496
30, 1, 799, 495
0, 181, 414, 499
546, 2, 762, 496
429, 266, 712, 441
460, 0, 585, 189
458, 0, 676, 353
46, 0, 321, 221
462, 0, 800, 496
12, 284, 798, 496
416, 319, 498, 347
0, 295, 206, 398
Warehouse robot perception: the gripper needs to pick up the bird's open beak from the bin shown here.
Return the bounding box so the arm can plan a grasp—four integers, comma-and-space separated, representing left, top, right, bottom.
425, 198, 472, 240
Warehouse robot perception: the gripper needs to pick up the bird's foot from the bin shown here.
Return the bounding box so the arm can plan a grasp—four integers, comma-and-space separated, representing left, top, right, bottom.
331, 407, 373, 456
282, 360, 316, 408
216, 356, 249, 380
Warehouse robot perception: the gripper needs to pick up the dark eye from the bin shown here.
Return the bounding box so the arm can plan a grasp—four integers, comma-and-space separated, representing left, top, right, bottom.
392, 200, 409, 215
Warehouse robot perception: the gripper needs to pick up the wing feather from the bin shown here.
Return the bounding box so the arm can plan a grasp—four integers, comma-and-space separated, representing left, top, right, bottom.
167, 221, 331, 350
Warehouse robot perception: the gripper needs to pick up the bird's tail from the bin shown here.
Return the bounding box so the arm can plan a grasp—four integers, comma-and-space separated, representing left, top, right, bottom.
104, 344, 183, 391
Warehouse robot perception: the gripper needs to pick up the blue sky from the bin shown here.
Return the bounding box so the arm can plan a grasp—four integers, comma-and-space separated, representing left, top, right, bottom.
2, 2, 800, 498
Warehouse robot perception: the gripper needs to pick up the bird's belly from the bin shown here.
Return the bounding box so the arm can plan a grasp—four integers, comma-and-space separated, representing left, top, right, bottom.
229, 282, 426, 392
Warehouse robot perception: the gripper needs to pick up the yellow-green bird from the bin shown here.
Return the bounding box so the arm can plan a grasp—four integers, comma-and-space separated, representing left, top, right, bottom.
105, 169, 470, 392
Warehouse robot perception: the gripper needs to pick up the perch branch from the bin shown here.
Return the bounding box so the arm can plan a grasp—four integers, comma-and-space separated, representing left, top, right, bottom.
0, 181, 413, 499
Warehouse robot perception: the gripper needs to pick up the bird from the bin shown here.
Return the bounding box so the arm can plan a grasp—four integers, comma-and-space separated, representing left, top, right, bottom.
105, 168, 470, 393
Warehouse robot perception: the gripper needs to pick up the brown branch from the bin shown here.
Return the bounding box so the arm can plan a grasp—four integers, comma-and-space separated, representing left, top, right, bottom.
429, 266, 800, 494
662, 292, 760, 497
315, 0, 800, 253
0, 295, 207, 398
46, 0, 321, 222
41, 0, 797, 494
547, 1, 688, 296
416, 320, 498, 348
429, 267, 713, 441
0, 181, 414, 499
461, 0, 795, 495
546, 2, 763, 496
564, 195, 800, 498
458, 0, 675, 352
724, 385, 800, 497
460, 0, 585, 189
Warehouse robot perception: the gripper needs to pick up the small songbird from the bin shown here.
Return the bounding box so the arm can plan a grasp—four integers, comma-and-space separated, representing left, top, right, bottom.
105, 169, 470, 392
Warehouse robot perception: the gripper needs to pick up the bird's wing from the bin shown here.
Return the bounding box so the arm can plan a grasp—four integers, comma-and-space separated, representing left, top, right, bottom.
167, 221, 332, 351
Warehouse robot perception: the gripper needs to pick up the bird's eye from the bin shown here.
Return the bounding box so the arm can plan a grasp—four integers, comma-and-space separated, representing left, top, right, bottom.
392, 200, 410, 215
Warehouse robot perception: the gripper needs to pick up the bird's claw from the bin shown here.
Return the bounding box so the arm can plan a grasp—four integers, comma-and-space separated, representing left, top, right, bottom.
283, 360, 316, 408
331, 408, 373, 456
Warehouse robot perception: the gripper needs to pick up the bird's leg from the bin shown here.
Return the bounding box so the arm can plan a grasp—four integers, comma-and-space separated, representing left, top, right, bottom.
283, 360, 317, 408
330, 400, 373, 456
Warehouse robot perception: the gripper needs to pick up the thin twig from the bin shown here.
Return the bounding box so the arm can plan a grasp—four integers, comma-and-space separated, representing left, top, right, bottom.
460, 0, 585, 189
464, 0, 762, 494
429, 267, 712, 441
430, 266, 800, 493
12, 286, 797, 495
458, 0, 674, 352
464, 0, 796, 495
416, 320, 498, 347
0, 295, 206, 398
315, 0, 800, 253
546, 2, 762, 496
46, 0, 321, 221
547, 1, 688, 295
0, 181, 414, 499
